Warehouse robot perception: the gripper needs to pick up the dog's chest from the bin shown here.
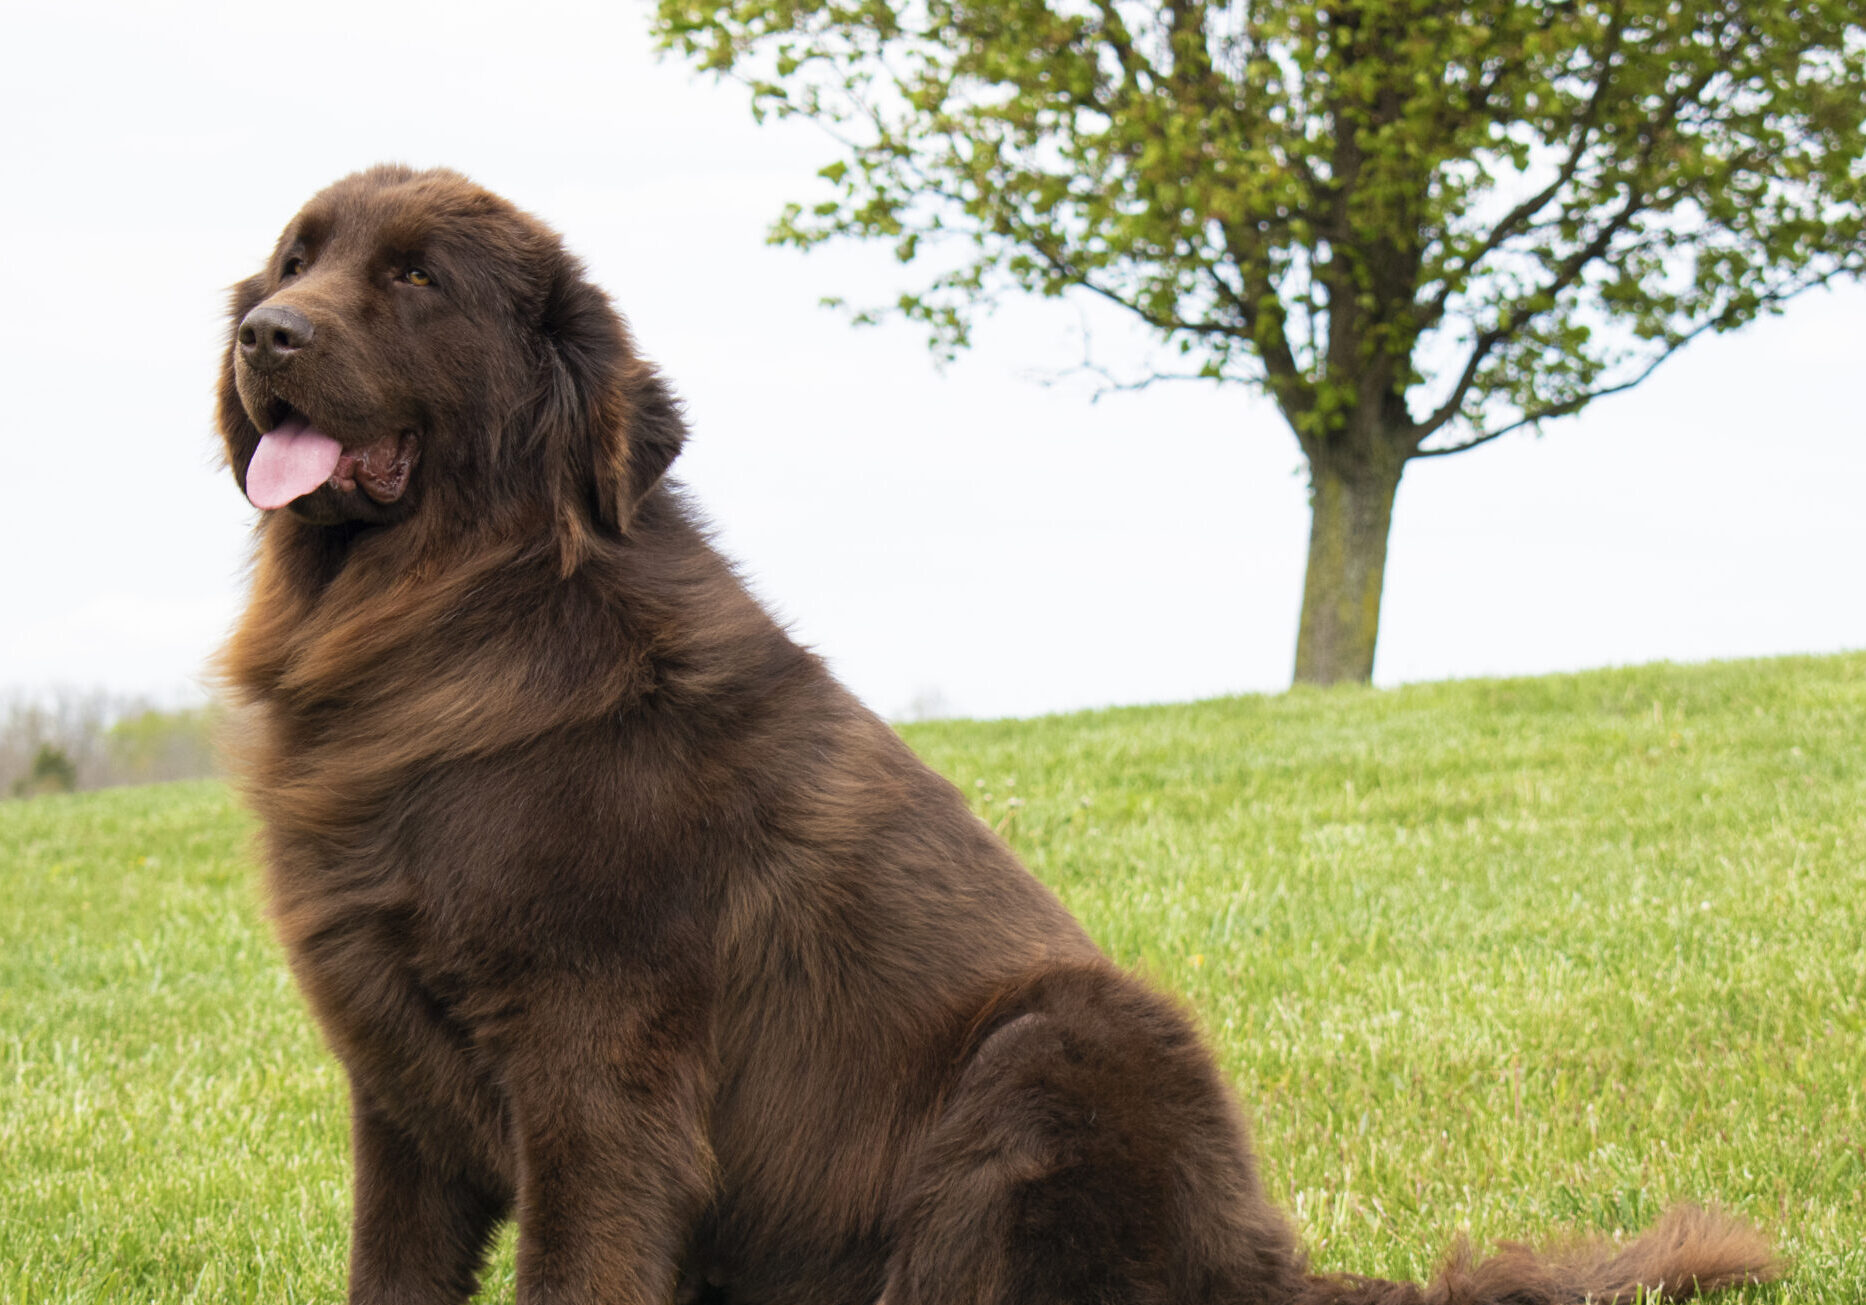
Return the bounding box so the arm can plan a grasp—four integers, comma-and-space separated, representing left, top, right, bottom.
267, 811, 505, 1057
277, 864, 514, 1171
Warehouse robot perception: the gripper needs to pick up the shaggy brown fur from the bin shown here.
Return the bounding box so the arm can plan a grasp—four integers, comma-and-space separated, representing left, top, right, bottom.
216, 165, 1777, 1305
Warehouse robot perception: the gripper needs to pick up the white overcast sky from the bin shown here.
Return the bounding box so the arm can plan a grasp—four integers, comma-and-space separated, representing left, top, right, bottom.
2, 0, 1862, 721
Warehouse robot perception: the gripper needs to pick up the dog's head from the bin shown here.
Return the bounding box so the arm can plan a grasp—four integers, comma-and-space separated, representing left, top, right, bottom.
219, 165, 684, 559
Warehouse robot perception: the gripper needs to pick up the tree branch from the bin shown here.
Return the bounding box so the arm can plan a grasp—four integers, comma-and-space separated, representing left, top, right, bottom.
1413, 198, 1639, 439
1420, 0, 1631, 327
1088, 0, 1153, 99
1035, 242, 1246, 339
1215, 221, 1312, 423
1412, 29, 1747, 443
1413, 261, 1847, 460
1032, 351, 1246, 402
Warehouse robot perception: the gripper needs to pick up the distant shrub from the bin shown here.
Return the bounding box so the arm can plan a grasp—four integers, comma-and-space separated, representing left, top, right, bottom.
11, 743, 78, 797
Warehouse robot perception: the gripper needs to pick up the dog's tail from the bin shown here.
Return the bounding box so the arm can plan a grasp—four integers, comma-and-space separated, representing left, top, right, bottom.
1291, 1204, 1777, 1305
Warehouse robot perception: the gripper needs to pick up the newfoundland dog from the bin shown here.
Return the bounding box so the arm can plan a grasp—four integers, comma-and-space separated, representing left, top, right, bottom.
217, 165, 1773, 1305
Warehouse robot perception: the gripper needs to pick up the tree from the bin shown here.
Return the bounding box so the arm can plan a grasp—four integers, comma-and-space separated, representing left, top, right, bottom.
654, 0, 1866, 685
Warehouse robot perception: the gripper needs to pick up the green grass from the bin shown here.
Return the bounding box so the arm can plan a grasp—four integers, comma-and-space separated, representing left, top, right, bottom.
4, 654, 1862, 1301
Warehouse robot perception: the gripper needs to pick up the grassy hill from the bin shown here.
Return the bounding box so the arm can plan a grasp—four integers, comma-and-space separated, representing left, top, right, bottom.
4, 654, 1862, 1302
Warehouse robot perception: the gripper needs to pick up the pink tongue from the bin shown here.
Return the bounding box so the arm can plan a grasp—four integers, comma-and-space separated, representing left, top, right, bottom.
246, 417, 343, 510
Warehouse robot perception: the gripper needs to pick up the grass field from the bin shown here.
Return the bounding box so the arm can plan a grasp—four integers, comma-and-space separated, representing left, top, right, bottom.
3, 653, 1862, 1302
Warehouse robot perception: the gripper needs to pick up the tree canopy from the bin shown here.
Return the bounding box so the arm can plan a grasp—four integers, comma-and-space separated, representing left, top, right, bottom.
655, 0, 1866, 684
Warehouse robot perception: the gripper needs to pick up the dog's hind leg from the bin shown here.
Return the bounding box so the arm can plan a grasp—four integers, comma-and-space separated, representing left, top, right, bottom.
881, 965, 1306, 1305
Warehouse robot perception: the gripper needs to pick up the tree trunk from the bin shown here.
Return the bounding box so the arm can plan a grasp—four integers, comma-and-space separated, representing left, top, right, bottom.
1292, 445, 1405, 687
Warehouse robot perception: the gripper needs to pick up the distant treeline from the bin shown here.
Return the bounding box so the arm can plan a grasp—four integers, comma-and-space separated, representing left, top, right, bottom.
2, 692, 221, 797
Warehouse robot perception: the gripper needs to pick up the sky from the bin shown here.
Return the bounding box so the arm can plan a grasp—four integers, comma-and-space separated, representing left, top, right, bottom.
2, 0, 1862, 722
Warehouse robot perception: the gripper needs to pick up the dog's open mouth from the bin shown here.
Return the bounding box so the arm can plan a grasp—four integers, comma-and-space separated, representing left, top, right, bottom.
246, 407, 419, 512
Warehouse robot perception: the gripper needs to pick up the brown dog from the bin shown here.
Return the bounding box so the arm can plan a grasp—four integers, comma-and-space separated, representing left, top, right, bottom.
217, 166, 1775, 1305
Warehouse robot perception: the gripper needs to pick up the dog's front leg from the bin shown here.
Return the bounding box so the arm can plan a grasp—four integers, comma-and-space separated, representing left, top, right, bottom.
347, 1084, 511, 1305
502, 976, 716, 1305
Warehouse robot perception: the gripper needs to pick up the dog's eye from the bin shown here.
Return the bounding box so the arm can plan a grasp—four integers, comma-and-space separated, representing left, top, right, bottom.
283, 257, 306, 277
403, 267, 433, 287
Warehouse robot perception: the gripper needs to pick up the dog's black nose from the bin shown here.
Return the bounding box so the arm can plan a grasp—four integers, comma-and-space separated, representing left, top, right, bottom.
238, 304, 315, 372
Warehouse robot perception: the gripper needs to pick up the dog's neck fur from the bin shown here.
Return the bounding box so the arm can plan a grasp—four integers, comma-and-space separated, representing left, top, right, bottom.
218, 483, 801, 843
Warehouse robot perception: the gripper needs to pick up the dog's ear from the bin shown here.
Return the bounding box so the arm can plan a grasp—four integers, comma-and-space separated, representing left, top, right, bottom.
537, 258, 686, 563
